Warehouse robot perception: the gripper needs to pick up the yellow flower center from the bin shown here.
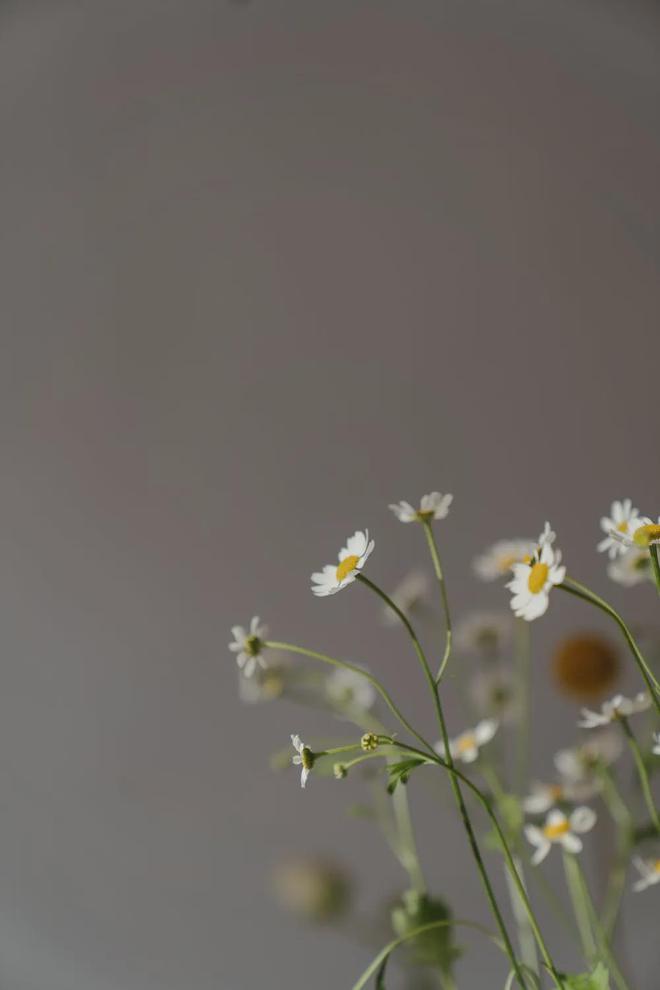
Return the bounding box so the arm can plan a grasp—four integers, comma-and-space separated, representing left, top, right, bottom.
336, 554, 360, 582
549, 784, 564, 801
633, 523, 660, 548
415, 509, 435, 522
544, 818, 570, 840
456, 733, 477, 754
616, 520, 628, 533
654, 860, 660, 874
527, 562, 549, 594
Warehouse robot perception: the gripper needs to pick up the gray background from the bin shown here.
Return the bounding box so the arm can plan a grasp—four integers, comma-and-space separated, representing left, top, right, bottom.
0, 1, 659, 987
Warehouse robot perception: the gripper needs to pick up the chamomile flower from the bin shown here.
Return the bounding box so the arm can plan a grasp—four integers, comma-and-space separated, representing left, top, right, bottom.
229, 616, 268, 677
523, 780, 598, 815
470, 667, 520, 725
598, 499, 642, 558
473, 539, 535, 581
554, 731, 622, 783
455, 611, 512, 656
383, 570, 430, 626
525, 807, 596, 865
435, 719, 498, 764
326, 667, 375, 711
611, 515, 660, 551
311, 530, 375, 597
506, 523, 566, 621
578, 692, 651, 728
632, 856, 660, 892
653, 732, 660, 756
389, 492, 453, 524
607, 547, 652, 587
291, 734, 315, 788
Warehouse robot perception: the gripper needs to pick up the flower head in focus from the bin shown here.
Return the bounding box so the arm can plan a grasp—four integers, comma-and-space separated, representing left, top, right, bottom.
455, 611, 512, 657
473, 539, 535, 581
578, 692, 650, 729
608, 548, 652, 587
389, 492, 453, 524
507, 522, 566, 621
311, 530, 374, 597
383, 570, 430, 626
597, 499, 642, 558
552, 633, 620, 701
632, 857, 660, 893
434, 719, 498, 764
291, 734, 316, 788
525, 807, 596, 865
554, 730, 623, 783
229, 616, 268, 677
470, 667, 520, 725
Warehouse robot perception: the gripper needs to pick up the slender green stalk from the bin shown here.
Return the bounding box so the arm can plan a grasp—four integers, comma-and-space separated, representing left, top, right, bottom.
265, 640, 436, 755
350, 918, 503, 990
558, 577, 660, 711
564, 853, 631, 990
506, 856, 539, 978
390, 781, 427, 896
388, 741, 565, 988
421, 521, 453, 683
620, 716, 660, 833
356, 574, 529, 990
598, 765, 633, 940
650, 544, 660, 596
514, 619, 532, 795
562, 852, 597, 964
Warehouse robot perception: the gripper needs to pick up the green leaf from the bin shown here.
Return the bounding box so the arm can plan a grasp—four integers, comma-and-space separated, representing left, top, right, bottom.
564, 962, 610, 990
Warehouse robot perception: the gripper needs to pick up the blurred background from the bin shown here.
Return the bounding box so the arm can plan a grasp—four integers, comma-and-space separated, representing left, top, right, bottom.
1, 1, 659, 987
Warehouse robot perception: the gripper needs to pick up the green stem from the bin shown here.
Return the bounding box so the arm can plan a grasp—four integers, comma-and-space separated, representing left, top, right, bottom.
650, 544, 660, 596
514, 619, 532, 795
391, 783, 427, 896
562, 852, 597, 964
558, 577, 660, 712
389, 741, 565, 988
598, 765, 633, 940
620, 716, 660, 834
265, 641, 435, 755
350, 918, 503, 990
356, 574, 529, 990
564, 853, 631, 990
506, 855, 539, 978
422, 521, 453, 683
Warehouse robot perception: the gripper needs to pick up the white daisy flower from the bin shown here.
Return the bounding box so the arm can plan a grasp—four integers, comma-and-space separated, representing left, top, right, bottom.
524, 807, 597, 865
455, 611, 512, 656
610, 515, 660, 551
523, 779, 598, 815
554, 730, 622, 783
653, 732, 660, 756
383, 570, 430, 626
578, 692, 651, 728
291, 734, 315, 788
434, 719, 498, 764
311, 530, 375, 597
607, 547, 652, 587
229, 616, 268, 677
238, 660, 289, 703
326, 667, 375, 711
389, 491, 453, 524
506, 523, 566, 621
473, 539, 535, 582
597, 499, 643, 558
470, 667, 520, 725
632, 856, 660, 892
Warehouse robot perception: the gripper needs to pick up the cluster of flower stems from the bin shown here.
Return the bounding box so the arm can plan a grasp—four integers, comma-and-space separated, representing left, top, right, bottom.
267, 521, 660, 989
